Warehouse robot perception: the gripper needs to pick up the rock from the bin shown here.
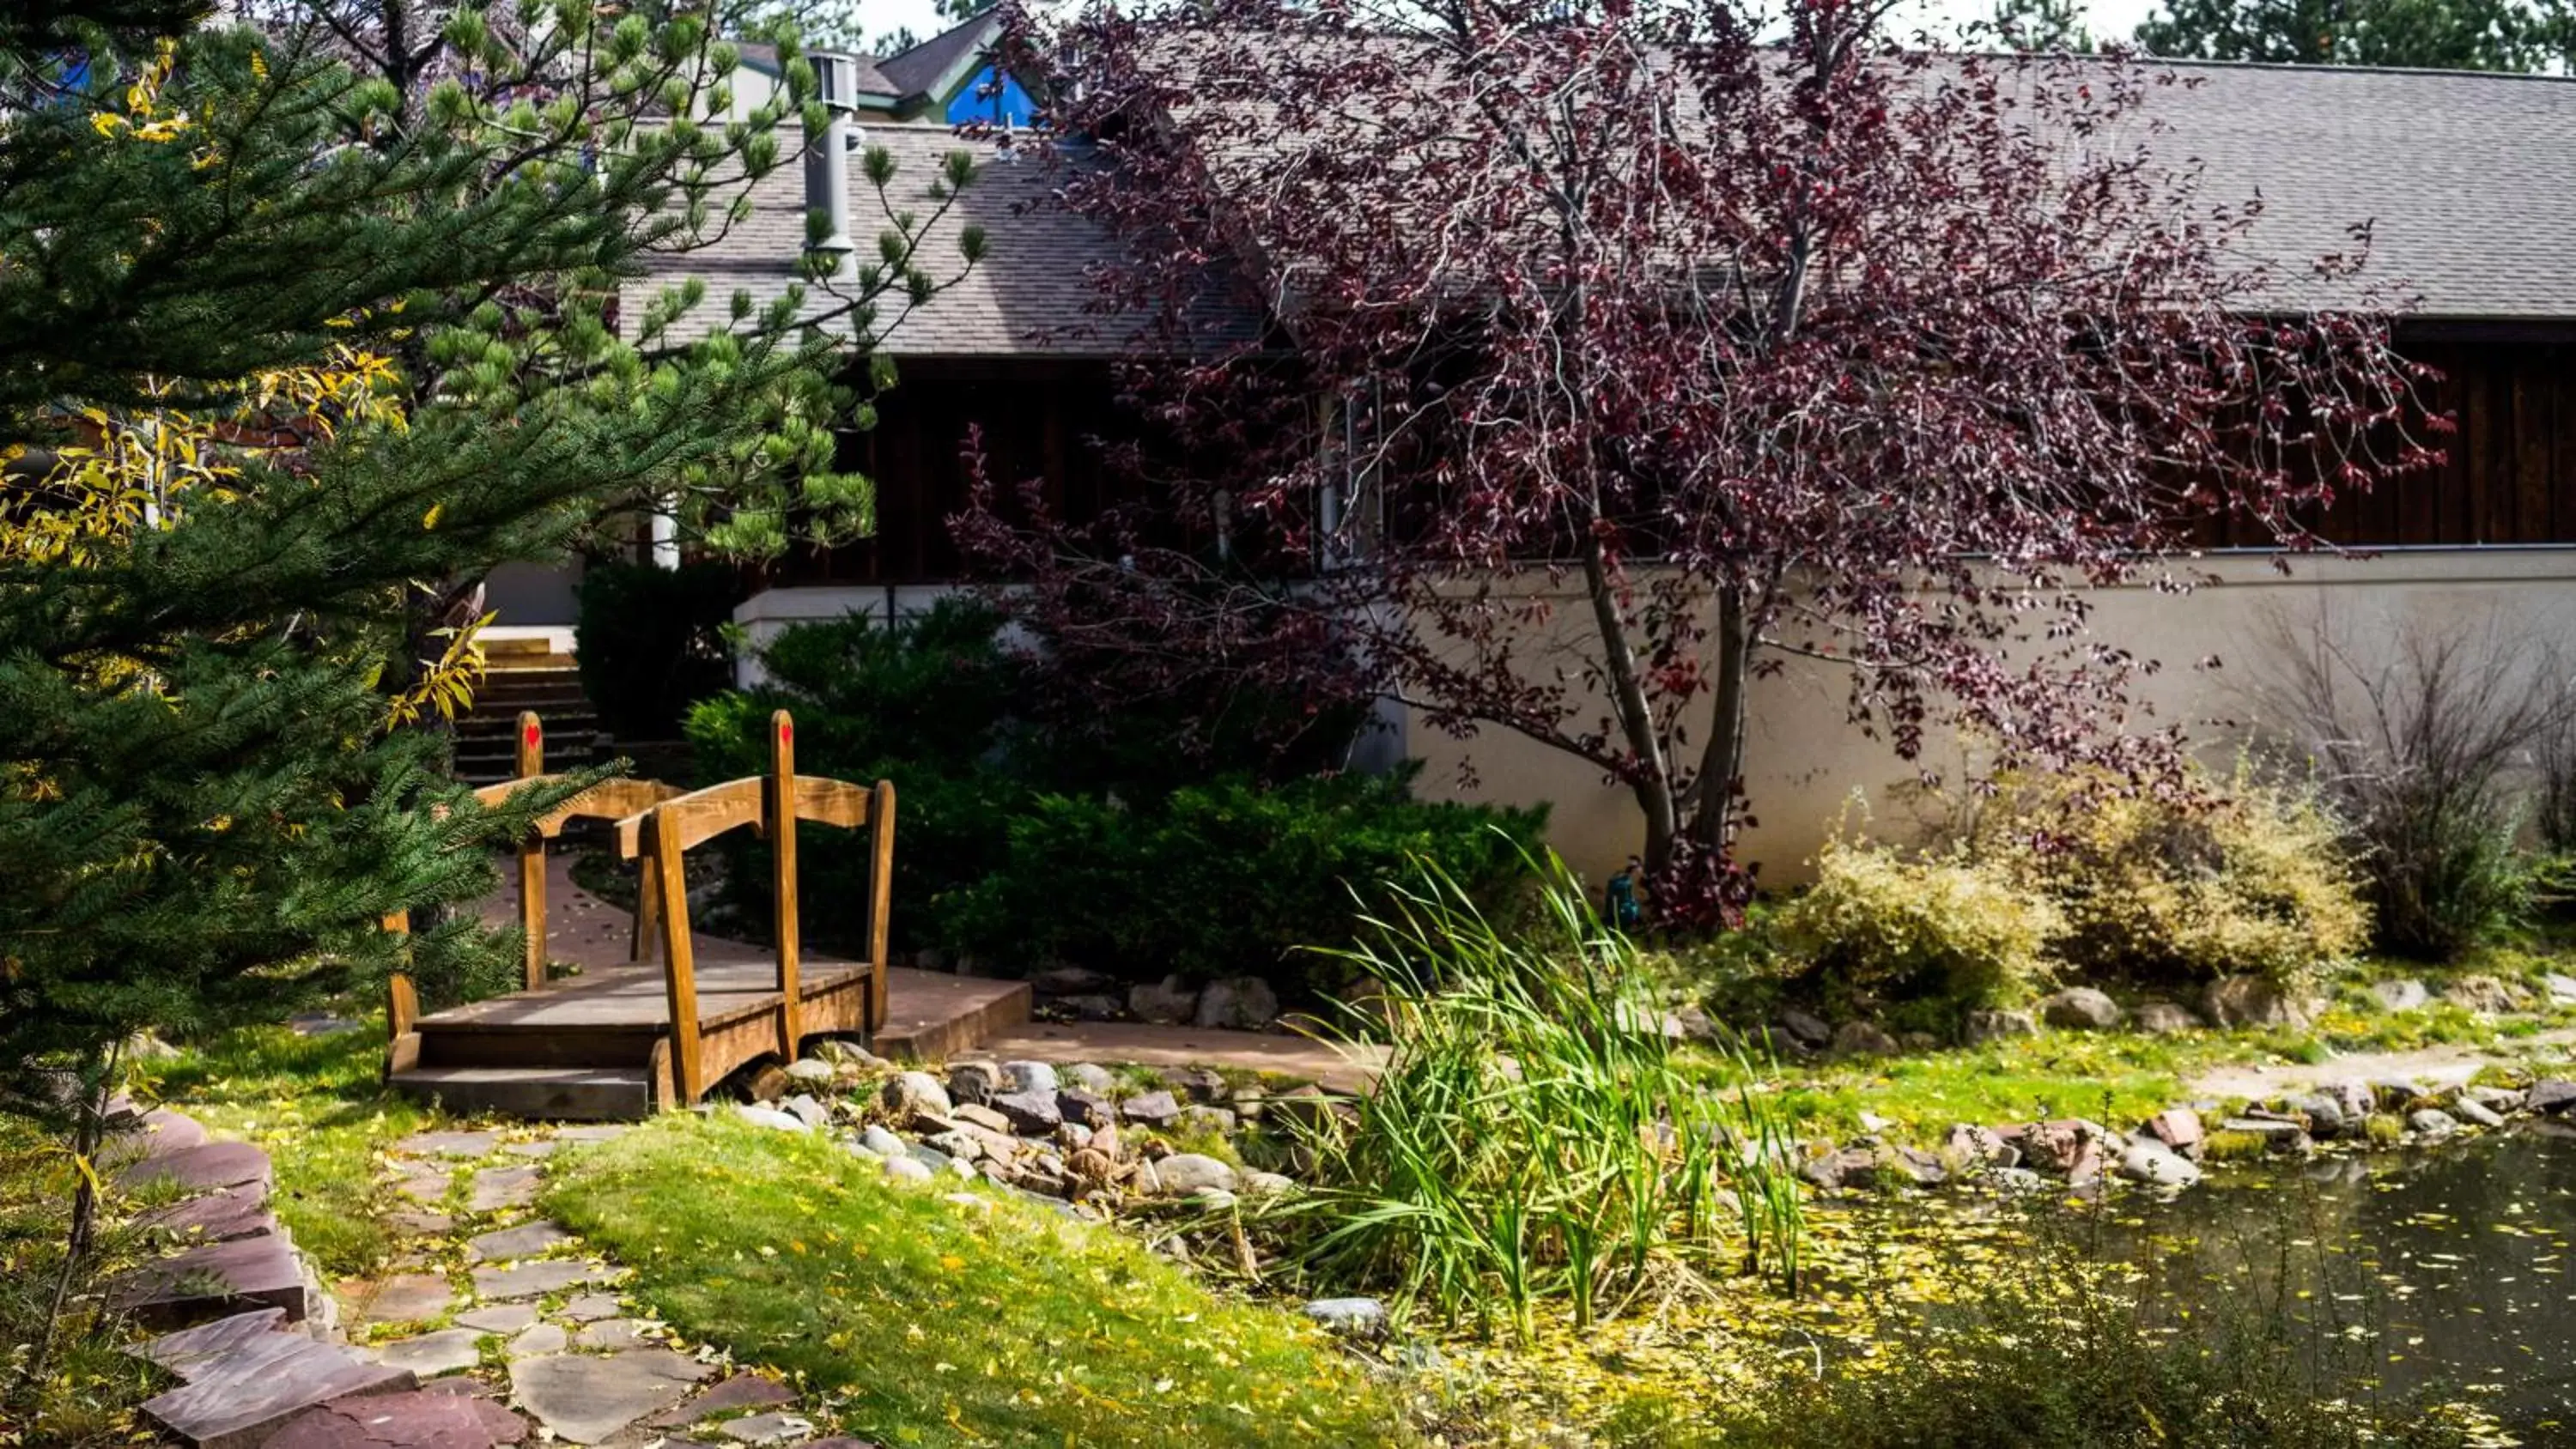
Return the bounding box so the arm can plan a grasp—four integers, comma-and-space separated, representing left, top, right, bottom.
2142, 1107, 2204, 1154
2040, 987, 2123, 1031
809, 1040, 877, 1067
2451, 1095, 2506, 1129
574, 1319, 647, 1352
1242, 1171, 1297, 1198
1776, 1009, 1832, 1049
2463, 1084, 2523, 1112
1167, 1067, 1230, 1104
1670, 1004, 1720, 1043
2325, 1080, 2378, 1125
860, 1125, 908, 1157
1177, 1106, 1238, 1137
2118, 1140, 2203, 1188
395, 1131, 501, 1160
883, 1156, 934, 1185
1060, 1062, 1117, 1092
733, 1105, 808, 1133
1961, 1009, 2039, 1046
508, 1349, 707, 1443
1195, 976, 1281, 1030
1303, 1297, 1389, 1337
2293, 1093, 2346, 1140
1799, 1146, 1880, 1191
1032, 966, 1118, 997
2131, 1002, 2202, 1035
2529, 1080, 2576, 1114
2370, 978, 2431, 1012
946, 1062, 1004, 1107
1061, 994, 1126, 1021
455, 1303, 539, 1334
1121, 1090, 1184, 1129
2548, 973, 2576, 1004
2370, 1078, 2428, 1111
1830, 1021, 1899, 1058
118, 1140, 273, 1196
2218, 1117, 2310, 1151
989, 1088, 1063, 1136
470, 1259, 609, 1302
467, 1166, 541, 1213
2017, 1120, 2105, 1176
510, 1324, 570, 1357
1056, 1088, 1119, 1130
368, 1328, 484, 1379
1145, 1153, 1237, 1196
743, 1063, 791, 1102
924, 1130, 987, 1163
782, 1058, 837, 1086
2408, 1107, 2461, 1137
881, 1071, 951, 1120
1129, 976, 1200, 1025
644, 1373, 796, 1428
1941, 1124, 2019, 1170
781, 1094, 831, 1130
341, 1273, 455, 1329
721, 1411, 819, 1444
1003, 1061, 1061, 1096
2444, 974, 2520, 1015
1876, 1145, 1947, 1186
951, 1103, 1015, 1135
2202, 975, 2313, 1030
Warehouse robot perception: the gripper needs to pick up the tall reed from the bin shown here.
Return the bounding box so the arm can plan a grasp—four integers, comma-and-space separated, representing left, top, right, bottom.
1274, 849, 1803, 1339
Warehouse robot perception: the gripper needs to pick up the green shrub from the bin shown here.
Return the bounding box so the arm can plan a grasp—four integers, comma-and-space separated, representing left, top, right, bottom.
1965, 771, 2370, 995
1777, 837, 2059, 1017
574, 558, 743, 739
940, 770, 1544, 994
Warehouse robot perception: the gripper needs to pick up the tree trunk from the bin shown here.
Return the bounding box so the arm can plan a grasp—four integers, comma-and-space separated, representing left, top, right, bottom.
1689, 583, 1753, 855
27, 1053, 113, 1385
1577, 534, 1680, 872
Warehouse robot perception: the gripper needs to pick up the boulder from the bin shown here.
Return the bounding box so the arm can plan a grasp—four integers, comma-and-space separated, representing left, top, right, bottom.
1060, 994, 1127, 1021
2142, 1107, 2204, 1155
2118, 1139, 2203, 1188
1776, 1009, 1833, 1050
1242, 1171, 1297, 1198
2131, 1002, 2202, 1035
1876, 1145, 1947, 1186
951, 1103, 1016, 1135
1032, 966, 1119, 997
860, 1125, 907, 1158
782, 1058, 837, 1086
2040, 987, 2123, 1031
2443, 974, 2520, 1015
2218, 1117, 2309, 1151
1146, 1153, 1238, 1197
2369, 1078, 2428, 1111
1303, 1298, 1389, 1337
1002, 1061, 1060, 1096
990, 1088, 1064, 1136
2548, 973, 2576, 1004
1129, 976, 1200, 1025
2292, 1094, 2344, 1140
780, 1094, 830, 1131
1057, 1089, 1120, 1130
2202, 975, 2313, 1031
2370, 978, 2431, 1012
1941, 1124, 2019, 1170
1961, 1009, 2038, 1046
2324, 1081, 2377, 1125
1670, 1004, 1721, 1043
2528, 1079, 2576, 1114
1798, 1146, 1880, 1191
883, 1156, 934, 1185
1121, 1091, 1184, 1130
1194, 977, 1282, 1030
2018, 1120, 2105, 1176
1168, 1067, 1231, 1104
732, 1105, 807, 1133
2408, 1107, 2460, 1137
946, 1062, 1004, 1107
1830, 1021, 1900, 1058
1060, 1062, 1117, 1092
811, 1040, 880, 1068
1177, 1106, 1239, 1137
881, 1071, 951, 1121
2451, 1095, 2506, 1129
2463, 1084, 2523, 1113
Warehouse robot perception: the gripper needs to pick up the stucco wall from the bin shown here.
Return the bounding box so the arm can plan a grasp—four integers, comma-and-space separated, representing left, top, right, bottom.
735, 549, 2576, 890
1406, 549, 2576, 888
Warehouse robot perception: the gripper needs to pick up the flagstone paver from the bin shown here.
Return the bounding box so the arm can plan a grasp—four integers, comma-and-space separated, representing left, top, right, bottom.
368, 1327, 485, 1379
456, 1303, 542, 1334
339, 1272, 455, 1329
557, 1293, 623, 1322
472, 1258, 610, 1300
117, 1138, 274, 1195
503, 1139, 557, 1159
509, 1348, 708, 1443
397, 1130, 503, 1158
645, 1373, 796, 1428
572, 1317, 647, 1351
393, 1169, 452, 1205
509, 1322, 568, 1357
263, 1390, 529, 1446
466, 1220, 574, 1262
134, 1184, 276, 1243
720, 1411, 817, 1444
467, 1165, 542, 1213
112, 1233, 310, 1326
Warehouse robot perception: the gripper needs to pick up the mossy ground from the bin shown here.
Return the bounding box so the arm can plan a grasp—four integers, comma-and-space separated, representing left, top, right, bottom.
544, 1113, 1419, 1448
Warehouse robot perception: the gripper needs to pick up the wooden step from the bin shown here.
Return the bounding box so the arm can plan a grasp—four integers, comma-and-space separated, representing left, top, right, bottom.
389, 1064, 654, 1120
137, 1314, 413, 1449
416, 1021, 661, 1070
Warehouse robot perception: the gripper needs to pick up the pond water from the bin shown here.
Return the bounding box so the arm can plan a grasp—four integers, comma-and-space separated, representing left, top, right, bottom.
2120, 1121, 2576, 1438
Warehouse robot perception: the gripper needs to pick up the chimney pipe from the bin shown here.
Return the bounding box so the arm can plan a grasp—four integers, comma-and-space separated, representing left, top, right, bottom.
803, 51, 859, 282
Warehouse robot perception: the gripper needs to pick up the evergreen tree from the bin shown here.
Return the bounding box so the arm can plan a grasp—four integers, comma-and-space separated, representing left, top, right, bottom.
0, 0, 983, 1246
1987, 0, 2095, 50
2136, 0, 2573, 69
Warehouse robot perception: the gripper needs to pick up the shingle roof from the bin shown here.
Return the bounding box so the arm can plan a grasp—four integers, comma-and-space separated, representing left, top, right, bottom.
2113, 60, 2576, 319
632, 123, 1221, 356
876, 13, 1004, 106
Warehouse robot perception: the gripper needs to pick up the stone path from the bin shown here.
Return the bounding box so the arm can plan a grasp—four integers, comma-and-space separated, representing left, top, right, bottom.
2187, 1023, 2576, 1102
118, 1109, 871, 1447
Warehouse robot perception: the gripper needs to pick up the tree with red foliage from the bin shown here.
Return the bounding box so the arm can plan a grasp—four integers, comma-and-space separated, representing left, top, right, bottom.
957, 0, 2436, 922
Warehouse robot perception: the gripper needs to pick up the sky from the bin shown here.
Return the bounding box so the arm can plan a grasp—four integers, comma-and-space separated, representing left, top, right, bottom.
854, 0, 2173, 58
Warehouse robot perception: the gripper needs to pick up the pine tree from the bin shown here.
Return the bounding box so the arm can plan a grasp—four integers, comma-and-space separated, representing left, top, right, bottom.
0, 0, 981, 1231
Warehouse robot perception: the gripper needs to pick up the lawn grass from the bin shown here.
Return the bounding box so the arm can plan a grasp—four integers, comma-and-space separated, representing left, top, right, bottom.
546, 1113, 1419, 1449
0, 1119, 163, 1447
148, 1016, 447, 1277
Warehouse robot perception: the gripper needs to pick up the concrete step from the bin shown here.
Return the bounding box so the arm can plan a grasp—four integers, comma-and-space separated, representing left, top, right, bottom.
873, 969, 1034, 1062
137, 1314, 413, 1449
389, 1064, 655, 1120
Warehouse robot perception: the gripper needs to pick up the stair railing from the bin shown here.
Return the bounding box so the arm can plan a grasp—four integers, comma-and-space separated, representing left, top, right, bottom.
614, 709, 896, 1106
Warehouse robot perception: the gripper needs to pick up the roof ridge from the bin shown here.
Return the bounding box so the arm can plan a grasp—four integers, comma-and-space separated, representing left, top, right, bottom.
1945, 47, 2576, 85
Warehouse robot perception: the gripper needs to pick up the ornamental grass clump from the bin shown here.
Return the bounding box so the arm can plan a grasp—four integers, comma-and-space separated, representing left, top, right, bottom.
1778, 837, 2061, 1018
1274, 851, 1801, 1340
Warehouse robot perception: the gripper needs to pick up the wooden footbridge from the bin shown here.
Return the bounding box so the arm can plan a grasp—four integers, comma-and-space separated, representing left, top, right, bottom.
384, 710, 895, 1120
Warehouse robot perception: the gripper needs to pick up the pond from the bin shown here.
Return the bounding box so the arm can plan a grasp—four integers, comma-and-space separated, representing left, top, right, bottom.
2120, 1122, 2576, 1438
